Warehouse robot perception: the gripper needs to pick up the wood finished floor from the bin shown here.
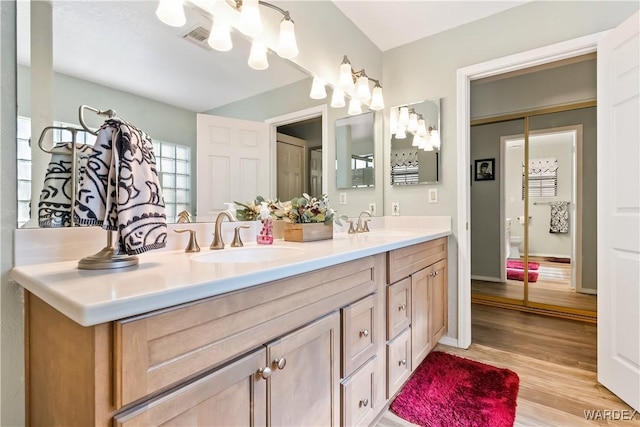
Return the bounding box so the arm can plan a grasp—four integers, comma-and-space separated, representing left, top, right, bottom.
377, 304, 634, 427
472, 257, 597, 313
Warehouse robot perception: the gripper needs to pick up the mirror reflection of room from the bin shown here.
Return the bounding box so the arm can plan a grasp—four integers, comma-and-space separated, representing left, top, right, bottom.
335, 112, 375, 189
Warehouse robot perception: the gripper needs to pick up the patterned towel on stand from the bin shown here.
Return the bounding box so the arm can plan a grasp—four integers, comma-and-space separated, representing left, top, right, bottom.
549, 201, 569, 233
74, 118, 167, 255
38, 142, 92, 227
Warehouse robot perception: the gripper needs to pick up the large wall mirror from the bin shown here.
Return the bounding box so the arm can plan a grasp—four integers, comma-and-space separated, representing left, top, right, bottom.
16, 0, 327, 228
335, 112, 375, 189
389, 98, 441, 185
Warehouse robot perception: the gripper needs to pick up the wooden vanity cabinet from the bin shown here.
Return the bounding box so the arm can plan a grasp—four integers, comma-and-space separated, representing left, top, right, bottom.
25, 254, 384, 427
385, 237, 448, 397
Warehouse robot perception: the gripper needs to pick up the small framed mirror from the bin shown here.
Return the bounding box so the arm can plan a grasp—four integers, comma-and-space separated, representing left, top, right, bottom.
335, 112, 375, 189
390, 98, 441, 185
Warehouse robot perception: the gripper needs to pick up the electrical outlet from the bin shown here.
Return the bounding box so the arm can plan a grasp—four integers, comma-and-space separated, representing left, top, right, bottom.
428, 188, 438, 203
391, 202, 400, 216
368, 202, 376, 216
339, 192, 347, 205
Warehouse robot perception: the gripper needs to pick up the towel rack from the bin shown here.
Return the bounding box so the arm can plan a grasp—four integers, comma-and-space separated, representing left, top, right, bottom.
75, 104, 139, 270
532, 201, 571, 205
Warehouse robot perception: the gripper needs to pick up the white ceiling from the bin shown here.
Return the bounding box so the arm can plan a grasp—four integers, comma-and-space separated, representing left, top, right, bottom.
17, 1, 528, 113
331, 0, 529, 51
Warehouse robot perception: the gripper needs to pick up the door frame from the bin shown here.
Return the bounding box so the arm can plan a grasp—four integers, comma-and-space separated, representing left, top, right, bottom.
456, 31, 606, 349
266, 105, 328, 199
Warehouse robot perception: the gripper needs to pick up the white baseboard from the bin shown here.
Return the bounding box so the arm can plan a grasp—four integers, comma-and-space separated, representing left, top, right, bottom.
438, 336, 461, 348
578, 288, 597, 295
471, 275, 502, 283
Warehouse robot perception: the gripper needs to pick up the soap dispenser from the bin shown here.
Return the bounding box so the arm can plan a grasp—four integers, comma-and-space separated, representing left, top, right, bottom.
257, 202, 273, 245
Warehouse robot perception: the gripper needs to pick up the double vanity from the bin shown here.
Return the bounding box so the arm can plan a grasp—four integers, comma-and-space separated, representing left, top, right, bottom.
12, 220, 450, 426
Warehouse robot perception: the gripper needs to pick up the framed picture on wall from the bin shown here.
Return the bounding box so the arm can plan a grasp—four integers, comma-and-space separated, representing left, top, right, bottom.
474, 158, 495, 181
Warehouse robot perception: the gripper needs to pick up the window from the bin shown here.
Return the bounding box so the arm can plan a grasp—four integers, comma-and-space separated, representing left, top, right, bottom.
523, 158, 558, 198
17, 117, 191, 226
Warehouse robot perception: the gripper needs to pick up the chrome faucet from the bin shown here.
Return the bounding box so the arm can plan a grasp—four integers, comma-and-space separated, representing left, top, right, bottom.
210, 210, 236, 250
176, 210, 193, 223
356, 210, 372, 233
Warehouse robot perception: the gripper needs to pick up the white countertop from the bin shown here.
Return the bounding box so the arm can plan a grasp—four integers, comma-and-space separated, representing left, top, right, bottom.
11, 227, 450, 327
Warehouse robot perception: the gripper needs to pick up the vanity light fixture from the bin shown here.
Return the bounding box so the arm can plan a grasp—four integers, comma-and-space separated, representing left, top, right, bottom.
330, 88, 346, 108
156, 0, 298, 69
393, 106, 440, 150
310, 77, 328, 99
348, 98, 363, 115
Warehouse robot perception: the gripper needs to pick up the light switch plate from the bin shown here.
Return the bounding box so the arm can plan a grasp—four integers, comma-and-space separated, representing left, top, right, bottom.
339, 193, 347, 205
368, 202, 377, 216
428, 188, 438, 203
391, 202, 400, 216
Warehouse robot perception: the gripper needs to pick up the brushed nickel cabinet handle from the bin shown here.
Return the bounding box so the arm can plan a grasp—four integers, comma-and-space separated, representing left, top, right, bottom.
399, 303, 406, 311
274, 357, 287, 370
399, 359, 407, 366
359, 398, 369, 407
258, 367, 272, 379
360, 329, 370, 338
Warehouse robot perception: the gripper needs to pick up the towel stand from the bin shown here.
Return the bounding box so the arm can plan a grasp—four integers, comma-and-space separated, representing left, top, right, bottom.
76, 104, 139, 270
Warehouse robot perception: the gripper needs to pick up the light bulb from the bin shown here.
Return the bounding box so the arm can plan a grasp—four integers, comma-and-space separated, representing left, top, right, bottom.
369, 85, 384, 110
248, 41, 268, 70
331, 88, 346, 108
338, 59, 354, 92
156, 0, 185, 27
407, 112, 418, 132
208, 20, 232, 51
277, 18, 298, 59
240, 0, 263, 37
355, 75, 371, 102
310, 77, 327, 99
398, 107, 409, 127
395, 127, 406, 139
348, 98, 362, 115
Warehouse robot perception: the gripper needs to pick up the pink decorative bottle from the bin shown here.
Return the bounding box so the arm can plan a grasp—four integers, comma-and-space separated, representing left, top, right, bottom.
257, 202, 273, 245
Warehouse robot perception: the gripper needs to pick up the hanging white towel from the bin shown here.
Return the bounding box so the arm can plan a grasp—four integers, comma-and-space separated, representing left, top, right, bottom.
38, 142, 92, 227
74, 118, 167, 255
549, 201, 569, 234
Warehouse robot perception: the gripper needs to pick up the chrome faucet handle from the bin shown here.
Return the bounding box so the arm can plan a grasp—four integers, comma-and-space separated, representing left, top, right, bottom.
356, 210, 373, 233
363, 219, 370, 232
231, 225, 251, 247
174, 229, 200, 253
347, 220, 356, 234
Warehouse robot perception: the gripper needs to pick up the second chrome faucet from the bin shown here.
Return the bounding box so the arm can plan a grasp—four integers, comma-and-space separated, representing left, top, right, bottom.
210, 210, 236, 250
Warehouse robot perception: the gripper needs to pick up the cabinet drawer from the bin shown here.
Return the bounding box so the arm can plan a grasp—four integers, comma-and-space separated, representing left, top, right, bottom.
386, 327, 411, 399
114, 348, 267, 426
341, 356, 377, 427
387, 237, 447, 284
341, 294, 376, 378
387, 278, 411, 340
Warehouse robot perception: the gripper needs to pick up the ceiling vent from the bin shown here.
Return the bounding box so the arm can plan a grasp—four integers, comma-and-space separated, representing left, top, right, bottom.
182, 26, 212, 50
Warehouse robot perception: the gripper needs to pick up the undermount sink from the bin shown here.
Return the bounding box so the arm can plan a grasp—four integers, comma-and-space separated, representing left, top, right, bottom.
190, 246, 305, 264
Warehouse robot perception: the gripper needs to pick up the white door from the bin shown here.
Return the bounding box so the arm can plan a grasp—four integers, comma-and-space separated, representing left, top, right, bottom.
196, 114, 270, 222
597, 11, 640, 411
276, 133, 305, 202
309, 148, 323, 199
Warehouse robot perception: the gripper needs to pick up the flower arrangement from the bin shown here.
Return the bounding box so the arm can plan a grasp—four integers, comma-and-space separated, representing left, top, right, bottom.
235, 194, 338, 225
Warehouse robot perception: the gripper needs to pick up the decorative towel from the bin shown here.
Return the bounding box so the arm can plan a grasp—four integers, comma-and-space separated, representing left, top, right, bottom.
549, 201, 569, 234
38, 142, 92, 227
74, 118, 167, 255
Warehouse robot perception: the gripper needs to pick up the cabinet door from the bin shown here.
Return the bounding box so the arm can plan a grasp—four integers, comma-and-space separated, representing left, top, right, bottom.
114, 348, 267, 427
429, 259, 448, 344
411, 267, 431, 369
387, 277, 411, 340
268, 312, 341, 427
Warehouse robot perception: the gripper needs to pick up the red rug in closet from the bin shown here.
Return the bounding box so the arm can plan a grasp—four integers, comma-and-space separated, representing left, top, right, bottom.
507, 268, 539, 283
506, 259, 540, 270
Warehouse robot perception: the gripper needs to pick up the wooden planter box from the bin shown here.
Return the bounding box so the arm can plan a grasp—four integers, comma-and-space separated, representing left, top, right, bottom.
283, 222, 333, 242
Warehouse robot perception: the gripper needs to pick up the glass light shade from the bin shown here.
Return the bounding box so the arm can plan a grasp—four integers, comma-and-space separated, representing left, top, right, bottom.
277, 19, 298, 59
412, 133, 421, 147
417, 119, 427, 136
338, 63, 355, 92
330, 88, 346, 108
355, 75, 371, 102
240, 0, 263, 37
248, 41, 268, 70
407, 113, 418, 132
310, 77, 327, 99
156, 0, 186, 27
398, 107, 410, 127
208, 21, 232, 51
389, 107, 399, 134
395, 127, 407, 139
369, 85, 384, 110
430, 129, 441, 149
423, 141, 434, 151
348, 98, 362, 115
